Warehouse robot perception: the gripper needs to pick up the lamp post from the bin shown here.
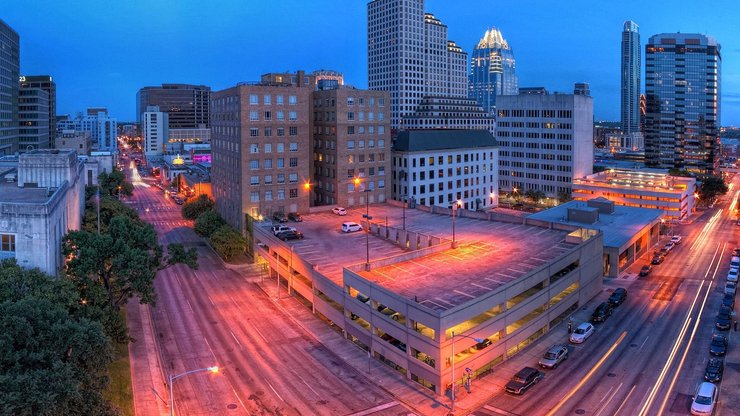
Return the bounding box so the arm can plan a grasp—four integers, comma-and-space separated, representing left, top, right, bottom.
400, 194, 408, 230
450, 331, 484, 412
363, 189, 373, 270
169, 366, 219, 416
452, 199, 462, 249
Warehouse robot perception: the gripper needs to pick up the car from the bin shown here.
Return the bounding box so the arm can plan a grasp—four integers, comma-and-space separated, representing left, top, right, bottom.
288, 212, 303, 222
569, 322, 595, 344
173, 197, 184, 205
276, 230, 304, 241
271, 225, 296, 235
728, 268, 739, 282
272, 212, 288, 223
690, 382, 718, 415
504, 367, 544, 395
659, 248, 669, 257
342, 221, 363, 233
704, 358, 724, 382
376, 304, 401, 320
709, 334, 728, 356
332, 207, 348, 216
671, 235, 682, 245
538, 345, 569, 369
722, 293, 735, 310
639, 265, 652, 277
737, 218, 740, 226
664, 241, 675, 252
725, 281, 737, 296
731, 256, 740, 269
716, 306, 732, 330
591, 302, 613, 323
474, 338, 493, 350
651, 254, 664, 265
608, 288, 628, 306
734, 248, 740, 257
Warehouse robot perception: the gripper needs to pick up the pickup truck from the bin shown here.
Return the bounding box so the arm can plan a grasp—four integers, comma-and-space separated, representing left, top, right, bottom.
272, 225, 296, 235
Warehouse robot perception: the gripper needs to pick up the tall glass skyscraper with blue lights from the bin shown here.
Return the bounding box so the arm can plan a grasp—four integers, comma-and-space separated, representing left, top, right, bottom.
621, 21, 641, 135
468, 28, 518, 113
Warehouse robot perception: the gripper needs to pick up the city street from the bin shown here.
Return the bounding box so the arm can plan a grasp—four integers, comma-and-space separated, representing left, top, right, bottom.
125, 161, 407, 416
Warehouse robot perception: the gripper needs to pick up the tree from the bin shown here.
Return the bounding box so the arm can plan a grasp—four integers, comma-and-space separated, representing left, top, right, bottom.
698, 175, 728, 204
182, 194, 215, 220
194, 210, 226, 237
209, 225, 246, 261
557, 189, 573, 203
98, 170, 133, 198
668, 168, 694, 178
82, 196, 139, 234
524, 189, 546, 204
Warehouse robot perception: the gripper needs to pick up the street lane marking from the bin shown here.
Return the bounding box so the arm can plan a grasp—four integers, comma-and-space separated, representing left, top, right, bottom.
231, 387, 247, 411
545, 331, 627, 416
482, 405, 520, 416
614, 384, 637, 416
203, 336, 217, 361
230, 331, 242, 348
345, 401, 400, 416
594, 382, 623, 416
639, 336, 649, 351
266, 380, 285, 403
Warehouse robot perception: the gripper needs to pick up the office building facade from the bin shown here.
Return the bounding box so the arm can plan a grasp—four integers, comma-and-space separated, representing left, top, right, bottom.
469, 27, 518, 113
401, 96, 496, 132
644, 33, 721, 174
496, 88, 594, 198
136, 84, 210, 128
18, 86, 50, 151
621, 21, 641, 135
312, 87, 391, 208
20, 75, 56, 148
143, 106, 169, 157
0, 19, 20, 155
79, 109, 117, 153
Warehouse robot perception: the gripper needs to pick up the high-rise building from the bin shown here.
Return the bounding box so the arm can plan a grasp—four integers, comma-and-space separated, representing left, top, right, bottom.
367, 0, 468, 130
644, 33, 721, 174
143, 106, 169, 157
401, 96, 496, 131
78, 108, 117, 153
0, 19, 20, 155
136, 84, 210, 128
469, 27, 518, 113
20, 76, 56, 147
621, 21, 641, 135
496, 86, 594, 198
17, 86, 50, 151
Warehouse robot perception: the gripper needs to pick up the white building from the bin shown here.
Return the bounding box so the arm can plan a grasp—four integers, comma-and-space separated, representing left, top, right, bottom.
167, 127, 210, 154
496, 87, 594, 198
78, 109, 117, 153
143, 105, 169, 157
0, 150, 85, 275
392, 129, 499, 210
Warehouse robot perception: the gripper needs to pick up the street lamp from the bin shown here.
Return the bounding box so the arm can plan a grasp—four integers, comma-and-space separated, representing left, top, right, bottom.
363, 189, 373, 270
452, 199, 462, 249
169, 366, 219, 416
399, 194, 408, 230
450, 331, 484, 412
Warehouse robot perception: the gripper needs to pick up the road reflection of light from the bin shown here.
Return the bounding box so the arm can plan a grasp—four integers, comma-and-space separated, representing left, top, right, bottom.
638, 243, 723, 416
545, 331, 627, 416
690, 209, 723, 251
129, 161, 150, 188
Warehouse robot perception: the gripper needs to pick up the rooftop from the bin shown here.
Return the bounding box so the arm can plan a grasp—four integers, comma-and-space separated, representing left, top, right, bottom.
394, 129, 497, 152
0, 181, 55, 204
574, 169, 695, 193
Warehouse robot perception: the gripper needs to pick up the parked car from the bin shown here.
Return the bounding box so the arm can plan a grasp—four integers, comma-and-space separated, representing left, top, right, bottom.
591, 302, 613, 323
271, 225, 296, 235
715, 306, 732, 330
728, 268, 739, 282
690, 382, 718, 415
504, 367, 544, 395
722, 293, 735, 310
569, 322, 595, 344
376, 304, 401, 320
608, 288, 628, 306
332, 207, 348, 216
664, 241, 675, 252
474, 338, 493, 350
173, 197, 184, 205
538, 345, 569, 369
724, 281, 737, 296
731, 256, 740, 269
651, 254, 664, 265
639, 265, 652, 277
272, 212, 288, 223
276, 230, 304, 241
704, 358, 724, 382
709, 334, 728, 356
733, 248, 740, 257
342, 221, 363, 233
288, 212, 303, 222
671, 235, 682, 245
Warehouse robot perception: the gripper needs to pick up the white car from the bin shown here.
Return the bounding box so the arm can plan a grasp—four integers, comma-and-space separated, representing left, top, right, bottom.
569, 322, 594, 344
663, 241, 675, 252
725, 281, 737, 296
341, 221, 363, 233
332, 207, 347, 216
671, 235, 682, 244
690, 382, 717, 415
728, 268, 739, 282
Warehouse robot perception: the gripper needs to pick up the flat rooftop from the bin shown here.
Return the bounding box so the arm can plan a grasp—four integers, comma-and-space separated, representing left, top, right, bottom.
263, 204, 576, 312
0, 181, 54, 204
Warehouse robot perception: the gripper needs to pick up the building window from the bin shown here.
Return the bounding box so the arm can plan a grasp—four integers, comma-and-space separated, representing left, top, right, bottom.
289, 127, 298, 136
0, 234, 15, 257
347, 126, 355, 135
277, 128, 284, 136
378, 166, 385, 175
277, 143, 284, 152
250, 111, 258, 121
277, 174, 285, 183
264, 95, 271, 105
250, 128, 259, 137
348, 140, 355, 149
250, 94, 258, 105
250, 176, 259, 185
264, 143, 272, 153
264, 111, 272, 121
289, 95, 297, 105
277, 111, 285, 121
289, 173, 298, 183
265, 190, 273, 201
276, 95, 284, 105
264, 128, 272, 137
250, 191, 259, 202
264, 175, 273, 184
264, 159, 272, 169
348, 112, 355, 121
348, 183, 355, 192
378, 126, 385, 135
250, 160, 259, 170
347, 97, 354, 106
359, 140, 365, 149
289, 142, 298, 152
289, 188, 298, 198
347, 169, 355, 178
278, 189, 286, 200
277, 158, 285, 168
289, 111, 297, 121
378, 179, 385, 188
250, 144, 259, 153
378, 98, 385, 107
289, 157, 298, 167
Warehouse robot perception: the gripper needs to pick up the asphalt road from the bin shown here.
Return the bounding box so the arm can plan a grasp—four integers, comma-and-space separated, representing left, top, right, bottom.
124, 162, 406, 416
473, 176, 740, 416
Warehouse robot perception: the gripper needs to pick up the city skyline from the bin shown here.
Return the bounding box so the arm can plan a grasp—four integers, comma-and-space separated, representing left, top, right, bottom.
3, 0, 739, 124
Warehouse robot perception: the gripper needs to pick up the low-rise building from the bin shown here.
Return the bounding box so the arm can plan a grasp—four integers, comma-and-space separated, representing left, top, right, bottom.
392, 129, 499, 210
572, 169, 696, 220
55, 130, 91, 155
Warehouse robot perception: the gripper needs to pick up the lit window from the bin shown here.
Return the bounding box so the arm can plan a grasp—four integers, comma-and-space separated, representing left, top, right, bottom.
289, 95, 297, 105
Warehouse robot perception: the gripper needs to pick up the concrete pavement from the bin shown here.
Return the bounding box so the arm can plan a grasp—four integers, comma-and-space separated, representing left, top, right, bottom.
127, 297, 169, 416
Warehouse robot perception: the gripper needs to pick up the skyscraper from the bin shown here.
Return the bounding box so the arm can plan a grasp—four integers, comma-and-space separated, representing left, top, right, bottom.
469, 27, 518, 113
136, 84, 210, 128
621, 21, 640, 135
18, 85, 49, 151
367, 0, 468, 131
644, 33, 721, 174
0, 19, 20, 155
20, 76, 56, 148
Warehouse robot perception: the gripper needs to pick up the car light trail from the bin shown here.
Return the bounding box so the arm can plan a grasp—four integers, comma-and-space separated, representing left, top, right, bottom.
545, 331, 627, 416
690, 209, 722, 251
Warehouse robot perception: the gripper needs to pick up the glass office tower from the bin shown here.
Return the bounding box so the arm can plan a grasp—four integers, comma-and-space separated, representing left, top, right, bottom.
469, 27, 518, 113
621, 21, 641, 135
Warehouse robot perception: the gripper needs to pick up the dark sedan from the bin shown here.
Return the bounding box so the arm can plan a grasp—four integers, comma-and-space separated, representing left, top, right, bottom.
722, 293, 735, 310
276, 230, 304, 241
710, 334, 728, 356
704, 358, 724, 382
715, 307, 732, 330
639, 265, 651, 277
608, 288, 628, 306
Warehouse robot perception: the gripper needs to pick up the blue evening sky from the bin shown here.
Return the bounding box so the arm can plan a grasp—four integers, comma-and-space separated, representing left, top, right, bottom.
4, 0, 739, 124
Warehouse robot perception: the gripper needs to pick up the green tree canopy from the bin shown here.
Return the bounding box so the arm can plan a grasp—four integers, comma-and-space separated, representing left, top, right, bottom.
98, 170, 133, 198
698, 175, 728, 204
210, 225, 246, 261
182, 195, 215, 220
82, 195, 140, 234
194, 209, 226, 237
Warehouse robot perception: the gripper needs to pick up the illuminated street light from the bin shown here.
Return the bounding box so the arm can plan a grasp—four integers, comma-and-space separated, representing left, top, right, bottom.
452, 199, 462, 248
450, 331, 484, 412
169, 366, 219, 416
363, 188, 373, 270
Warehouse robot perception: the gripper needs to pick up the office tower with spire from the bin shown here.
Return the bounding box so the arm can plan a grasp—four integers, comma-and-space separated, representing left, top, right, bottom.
644, 33, 721, 174
469, 27, 518, 113
621, 21, 641, 135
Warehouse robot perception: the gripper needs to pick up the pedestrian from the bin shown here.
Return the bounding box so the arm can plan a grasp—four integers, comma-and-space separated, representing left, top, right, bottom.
567, 320, 573, 334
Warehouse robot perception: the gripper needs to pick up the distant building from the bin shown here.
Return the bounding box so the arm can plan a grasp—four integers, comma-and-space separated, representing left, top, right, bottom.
0, 19, 20, 155
142, 106, 169, 157
469, 27, 518, 113
496, 86, 594, 198
401, 96, 496, 132
17, 86, 50, 151
572, 169, 696, 220
311, 86, 391, 208
0, 150, 85, 275
55, 130, 91, 155
644, 33, 721, 174
392, 129, 499, 210
167, 128, 210, 154
136, 84, 210, 128
20, 76, 56, 148
574, 83, 590, 96
312, 69, 344, 90
78, 109, 117, 153
621, 21, 641, 135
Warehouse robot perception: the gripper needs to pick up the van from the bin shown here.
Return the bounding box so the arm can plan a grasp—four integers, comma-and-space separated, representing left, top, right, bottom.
342, 222, 363, 233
